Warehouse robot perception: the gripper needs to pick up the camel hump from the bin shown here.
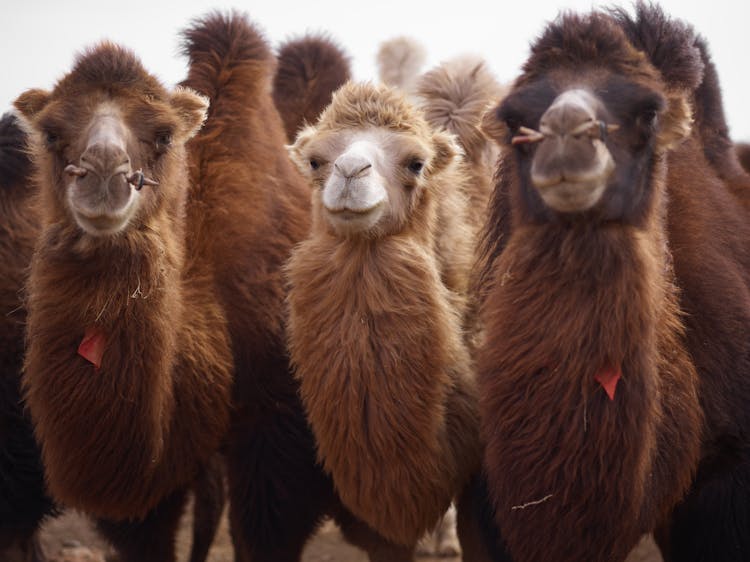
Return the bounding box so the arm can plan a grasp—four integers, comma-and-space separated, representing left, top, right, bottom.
376, 36, 427, 91
273, 34, 352, 142
610, 3, 704, 92
180, 11, 274, 102
416, 56, 505, 163
0, 112, 31, 190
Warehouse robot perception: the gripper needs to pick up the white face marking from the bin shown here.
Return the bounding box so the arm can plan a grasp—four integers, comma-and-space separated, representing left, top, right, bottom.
322, 138, 388, 215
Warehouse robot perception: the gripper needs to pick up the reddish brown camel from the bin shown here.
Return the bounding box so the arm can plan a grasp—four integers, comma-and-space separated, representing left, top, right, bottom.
736, 142, 750, 173
471, 4, 750, 561
15, 39, 233, 561
273, 34, 351, 142
181, 13, 449, 562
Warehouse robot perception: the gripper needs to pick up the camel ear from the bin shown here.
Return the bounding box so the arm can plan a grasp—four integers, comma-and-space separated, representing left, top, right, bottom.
170, 86, 209, 139
14, 89, 52, 123
429, 131, 461, 175
287, 124, 317, 176
480, 104, 507, 144
656, 92, 693, 151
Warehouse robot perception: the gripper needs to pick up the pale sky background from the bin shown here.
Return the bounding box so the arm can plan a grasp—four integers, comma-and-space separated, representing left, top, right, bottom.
2, 0, 749, 139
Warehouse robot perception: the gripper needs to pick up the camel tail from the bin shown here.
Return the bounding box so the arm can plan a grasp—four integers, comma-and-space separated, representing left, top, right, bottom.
0, 112, 31, 189
416, 56, 505, 163
376, 36, 427, 91
180, 11, 274, 114
273, 35, 351, 142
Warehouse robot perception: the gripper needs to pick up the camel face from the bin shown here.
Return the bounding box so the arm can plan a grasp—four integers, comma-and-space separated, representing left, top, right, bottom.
290, 83, 453, 238
14, 43, 208, 238
486, 33, 689, 224
299, 127, 432, 236
63, 102, 142, 235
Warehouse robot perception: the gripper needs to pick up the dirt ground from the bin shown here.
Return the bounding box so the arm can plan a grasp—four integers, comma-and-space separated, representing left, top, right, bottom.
39, 499, 663, 562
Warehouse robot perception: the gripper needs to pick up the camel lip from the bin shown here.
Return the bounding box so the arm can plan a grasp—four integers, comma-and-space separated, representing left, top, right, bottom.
324, 200, 384, 216
70, 194, 139, 236
533, 178, 608, 213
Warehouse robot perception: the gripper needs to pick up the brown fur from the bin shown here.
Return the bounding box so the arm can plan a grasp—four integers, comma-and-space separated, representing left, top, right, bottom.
16, 42, 233, 521
477, 10, 706, 562
737, 142, 750, 173
0, 113, 54, 561
273, 34, 351, 142
286, 82, 481, 546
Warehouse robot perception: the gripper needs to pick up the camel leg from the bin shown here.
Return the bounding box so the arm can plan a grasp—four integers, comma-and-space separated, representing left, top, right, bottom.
188, 455, 226, 562
96, 487, 188, 562
456, 474, 515, 562
226, 403, 333, 562
334, 509, 415, 562
665, 441, 750, 562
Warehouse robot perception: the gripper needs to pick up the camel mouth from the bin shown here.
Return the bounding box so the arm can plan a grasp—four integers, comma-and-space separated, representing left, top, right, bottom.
324, 201, 384, 216
323, 201, 385, 233
68, 187, 140, 236
533, 179, 609, 213
530, 138, 615, 213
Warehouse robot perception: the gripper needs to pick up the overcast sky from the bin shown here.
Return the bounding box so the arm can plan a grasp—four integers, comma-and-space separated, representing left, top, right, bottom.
3, 0, 749, 139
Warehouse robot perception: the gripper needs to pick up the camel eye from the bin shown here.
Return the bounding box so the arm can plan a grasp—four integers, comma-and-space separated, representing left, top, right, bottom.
155, 131, 172, 153
45, 131, 60, 146
408, 159, 424, 174
310, 159, 320, 171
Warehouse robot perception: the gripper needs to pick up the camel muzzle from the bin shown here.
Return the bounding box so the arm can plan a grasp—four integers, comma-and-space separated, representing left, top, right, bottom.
521, 89, 617, 213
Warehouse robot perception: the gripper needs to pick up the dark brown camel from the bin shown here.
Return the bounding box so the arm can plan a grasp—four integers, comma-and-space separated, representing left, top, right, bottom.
273, 34, 351, 142
0, 112, 52, 562
473, 4, 750, 561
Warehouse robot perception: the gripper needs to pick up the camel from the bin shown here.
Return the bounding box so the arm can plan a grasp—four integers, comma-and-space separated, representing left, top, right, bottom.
0, 112, 52, 562
15, 37, 233, 561
180, 13, 454, 562
286, 81, 483, 559
273, 34, 351, 142
475, 4, 750, 562
477, 6, 750, 562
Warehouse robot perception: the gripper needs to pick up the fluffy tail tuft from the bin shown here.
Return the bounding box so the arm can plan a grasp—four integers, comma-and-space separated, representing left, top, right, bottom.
180, 11, 274, 104
417, 56, 505, 163
273, 35, 352, 141
376, 36, 427, 92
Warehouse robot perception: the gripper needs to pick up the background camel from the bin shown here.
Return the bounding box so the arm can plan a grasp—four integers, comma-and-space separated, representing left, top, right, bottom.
286, 81, 484, 560
273, 34, 351, 142
0, 112, 52, 562
475, 4, 750, 561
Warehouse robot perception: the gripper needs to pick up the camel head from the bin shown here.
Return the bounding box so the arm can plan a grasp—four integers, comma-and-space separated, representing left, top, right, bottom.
482, 11, 697, 223
14, 42, 208, 238
289, 82, 459, 238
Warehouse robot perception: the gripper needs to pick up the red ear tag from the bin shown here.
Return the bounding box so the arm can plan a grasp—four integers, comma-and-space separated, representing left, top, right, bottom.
594, 365, 621, 401
78, 327, 106, 369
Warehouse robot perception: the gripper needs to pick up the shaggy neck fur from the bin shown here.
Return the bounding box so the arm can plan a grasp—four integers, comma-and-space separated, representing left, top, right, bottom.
479, 162, 701, 561
287, 190, 479, 546
23, 152, 233, 519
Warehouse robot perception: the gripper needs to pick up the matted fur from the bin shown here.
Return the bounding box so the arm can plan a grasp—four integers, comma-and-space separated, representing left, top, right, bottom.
273, 34, 351, 142
287, 82, 480, 546
477, 9, 707, 562
18, 43, 233, 521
